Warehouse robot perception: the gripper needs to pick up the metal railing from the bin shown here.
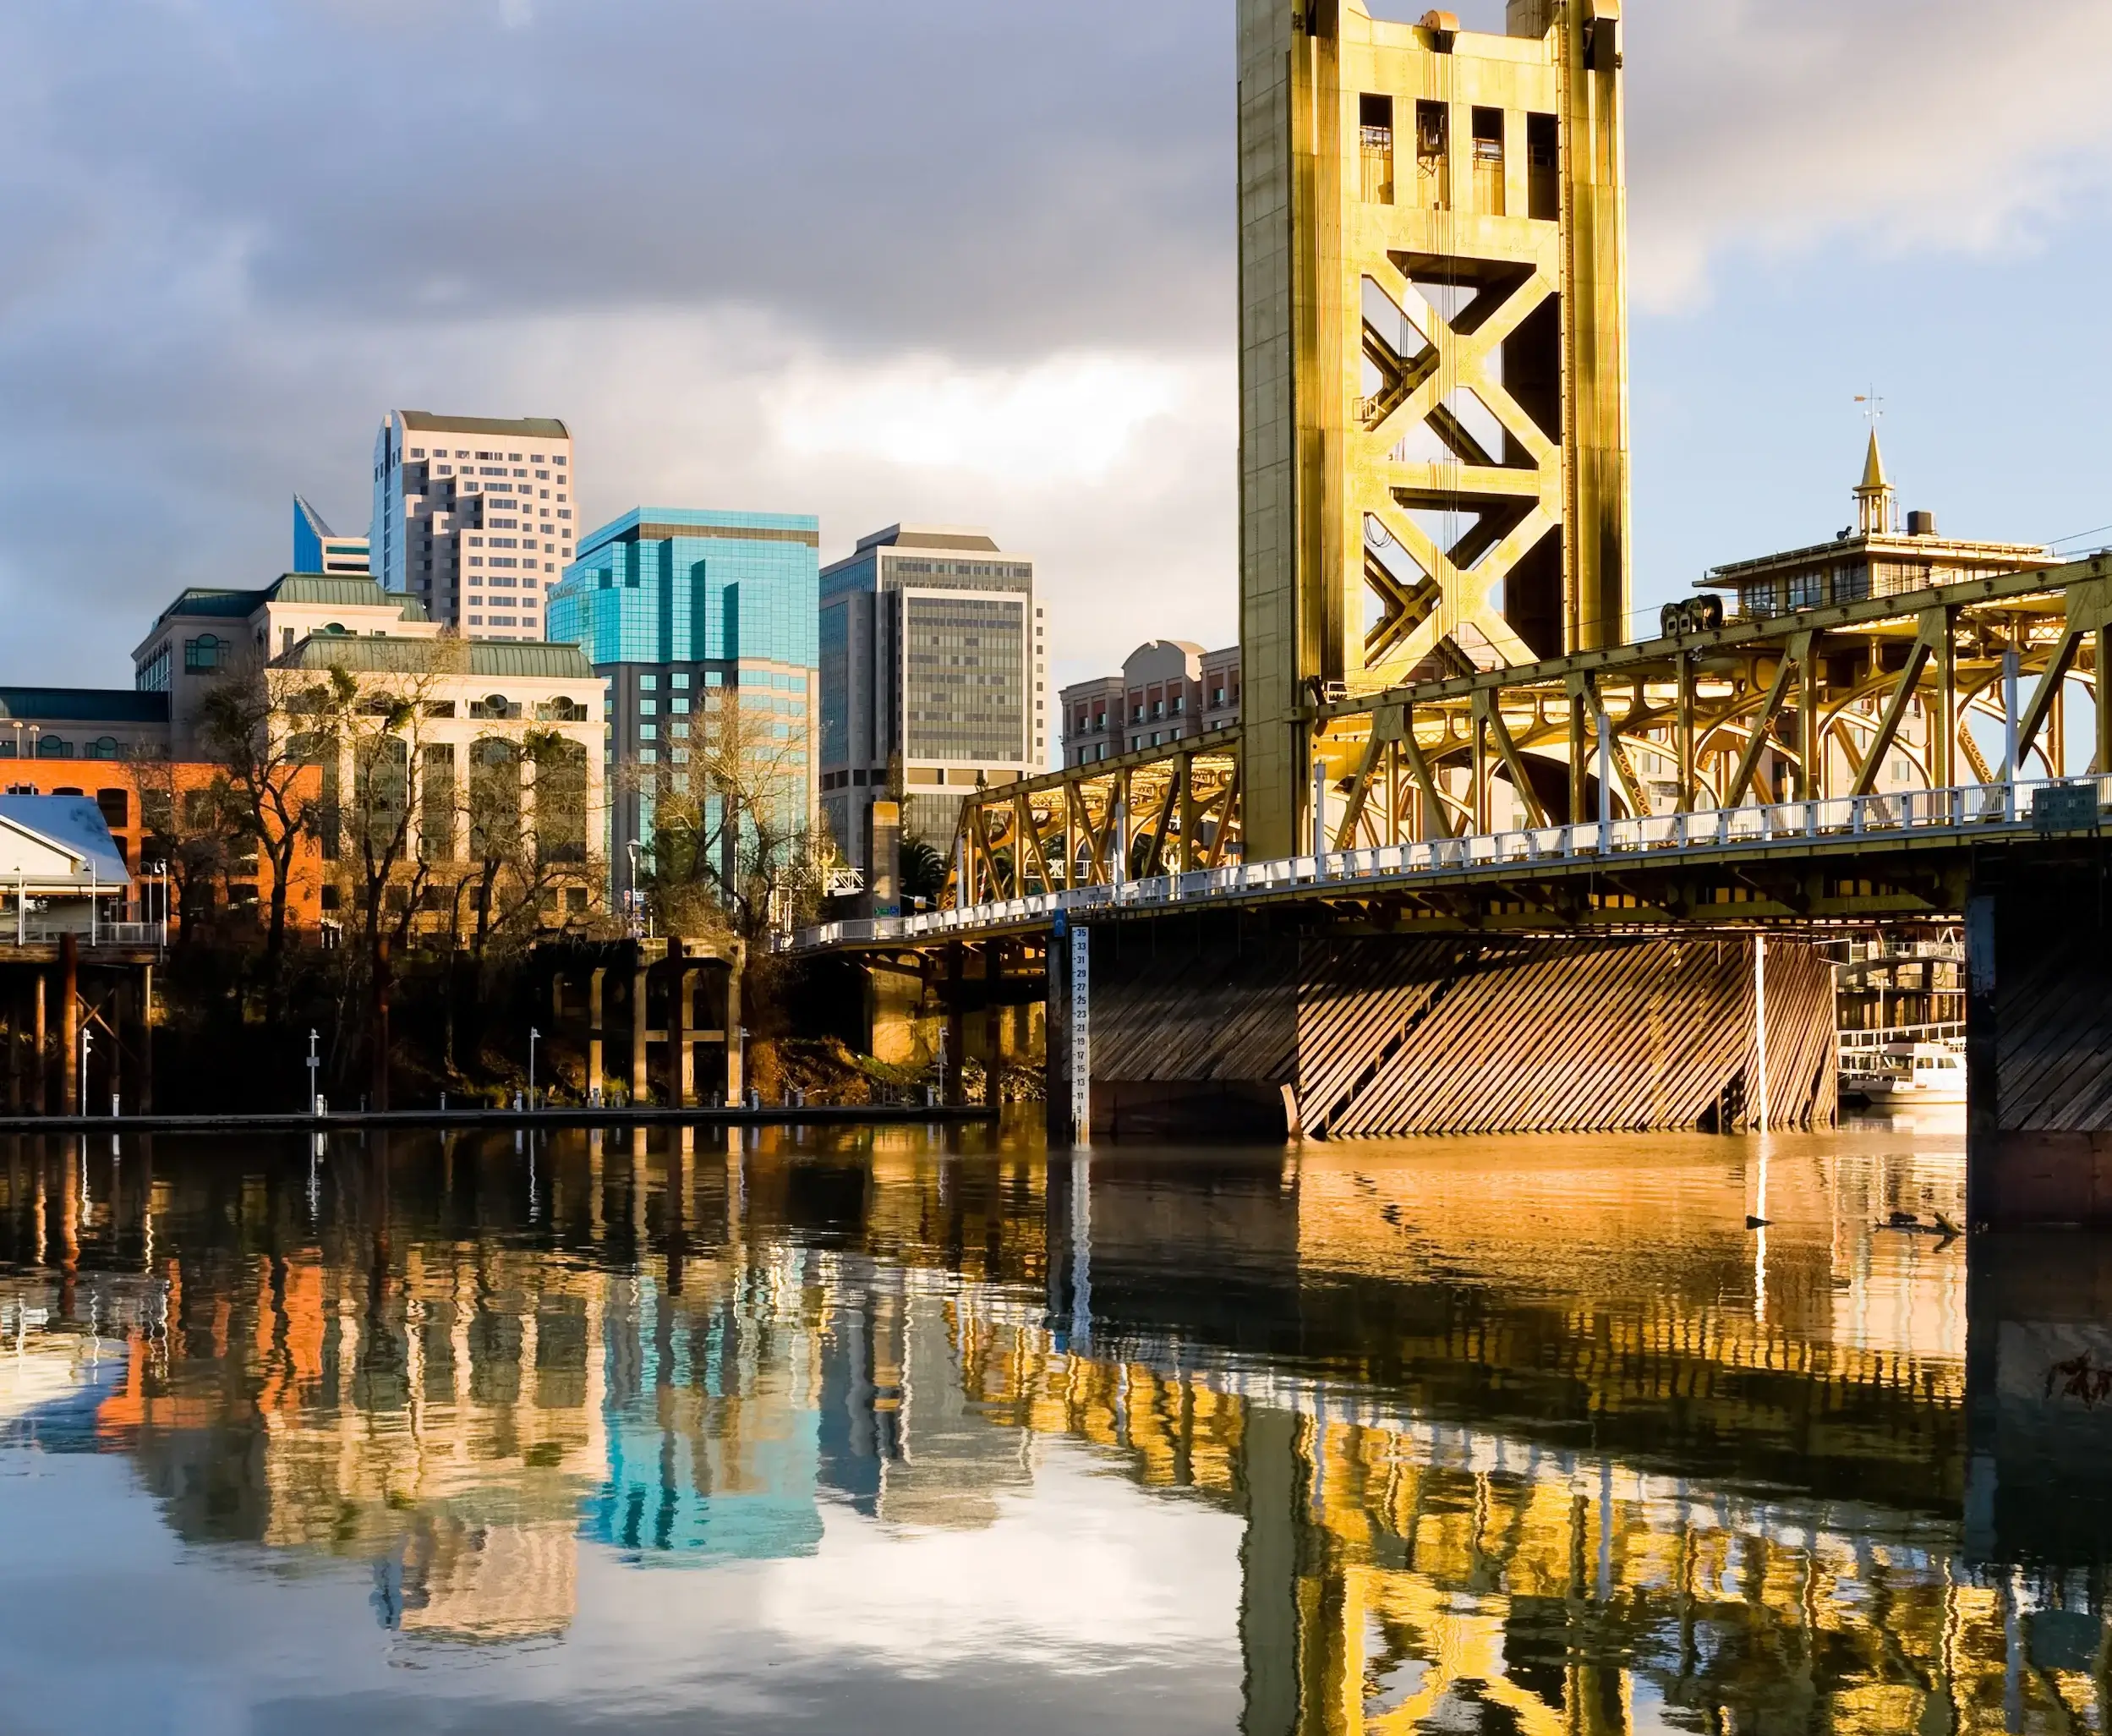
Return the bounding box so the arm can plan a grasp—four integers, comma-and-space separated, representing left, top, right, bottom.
3, 918, 167, 950
783, 777, 2107, 952
1840, 1022, 1965, 1056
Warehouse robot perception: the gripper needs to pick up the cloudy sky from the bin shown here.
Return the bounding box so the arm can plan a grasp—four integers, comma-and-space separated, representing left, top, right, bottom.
7, 0, 2112, 724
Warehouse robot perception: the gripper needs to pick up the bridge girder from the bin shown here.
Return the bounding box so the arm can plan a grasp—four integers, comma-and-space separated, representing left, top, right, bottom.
941, 556, 2112, 916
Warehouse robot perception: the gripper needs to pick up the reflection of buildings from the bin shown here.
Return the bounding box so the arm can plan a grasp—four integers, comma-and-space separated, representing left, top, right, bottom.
816, 1257, 1034, 1531
584, 1264, 824, 1565
6, 1127, 2111, 1726
378, 1514, 579, 1646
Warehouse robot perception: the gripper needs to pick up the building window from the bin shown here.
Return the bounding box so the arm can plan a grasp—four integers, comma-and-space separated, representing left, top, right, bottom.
183, 634, 227, 673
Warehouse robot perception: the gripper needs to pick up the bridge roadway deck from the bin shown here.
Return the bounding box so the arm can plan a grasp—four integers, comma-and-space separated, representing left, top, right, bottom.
791, 775, 2103, 953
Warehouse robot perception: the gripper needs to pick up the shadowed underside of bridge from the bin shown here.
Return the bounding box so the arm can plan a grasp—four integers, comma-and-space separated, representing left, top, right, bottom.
1081, 920, 1835, 1141
1971, 855, 2112, 1227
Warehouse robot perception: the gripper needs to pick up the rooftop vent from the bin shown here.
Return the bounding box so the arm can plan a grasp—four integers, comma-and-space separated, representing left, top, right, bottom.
1420, 9, 1459, 50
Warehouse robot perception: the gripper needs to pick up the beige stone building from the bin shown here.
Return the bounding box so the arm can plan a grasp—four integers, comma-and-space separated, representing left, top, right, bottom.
133, 573, 608, 915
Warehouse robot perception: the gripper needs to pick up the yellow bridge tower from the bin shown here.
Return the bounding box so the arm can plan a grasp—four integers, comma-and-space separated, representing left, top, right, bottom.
1239, 0, 1631, 856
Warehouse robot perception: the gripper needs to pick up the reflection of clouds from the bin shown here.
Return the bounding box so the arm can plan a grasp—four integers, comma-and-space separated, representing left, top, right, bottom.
0, 1129, 2060, 1733
749, 1448, 1241, 1677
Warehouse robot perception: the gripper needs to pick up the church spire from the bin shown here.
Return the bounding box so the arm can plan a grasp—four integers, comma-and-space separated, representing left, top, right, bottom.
1853, 429, 1895, 535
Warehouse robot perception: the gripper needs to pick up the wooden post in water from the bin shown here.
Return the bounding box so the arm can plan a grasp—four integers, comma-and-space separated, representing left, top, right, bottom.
31, 972, 46, 1115
57, 935, 78, 1117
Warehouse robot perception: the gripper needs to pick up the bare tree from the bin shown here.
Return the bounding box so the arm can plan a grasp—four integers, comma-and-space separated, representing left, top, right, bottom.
636, 687, 821, 943
195, 656, 329, 973
134, 761, 238, 944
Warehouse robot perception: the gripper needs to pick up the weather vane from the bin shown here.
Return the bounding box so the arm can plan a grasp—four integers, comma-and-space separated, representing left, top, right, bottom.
1855, 387, 1885, 427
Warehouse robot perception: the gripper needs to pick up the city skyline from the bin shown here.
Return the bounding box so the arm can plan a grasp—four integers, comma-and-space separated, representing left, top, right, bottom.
7, 2, 2112, 703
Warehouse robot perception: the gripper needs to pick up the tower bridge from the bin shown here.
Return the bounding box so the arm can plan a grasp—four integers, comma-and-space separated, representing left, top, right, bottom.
791, 0, 2112, 1218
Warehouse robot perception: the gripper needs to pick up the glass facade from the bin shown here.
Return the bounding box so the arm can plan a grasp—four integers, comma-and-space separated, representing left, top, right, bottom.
547, 507, 821, 899
550, 508, 819, 669
818, 601, 850, 766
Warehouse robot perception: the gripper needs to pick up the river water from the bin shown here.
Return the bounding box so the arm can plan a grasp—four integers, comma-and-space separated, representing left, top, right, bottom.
0, 1114, 2104, 1733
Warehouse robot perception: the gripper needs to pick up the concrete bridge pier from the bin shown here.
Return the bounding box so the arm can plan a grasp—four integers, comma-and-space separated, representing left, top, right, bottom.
544, 938, 741, 1109
1967, 847, 2112, 1228
1060, 912, 1838, 1142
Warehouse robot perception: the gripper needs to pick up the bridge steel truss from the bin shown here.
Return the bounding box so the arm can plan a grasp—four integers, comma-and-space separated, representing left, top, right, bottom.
944, 556, 2112, 914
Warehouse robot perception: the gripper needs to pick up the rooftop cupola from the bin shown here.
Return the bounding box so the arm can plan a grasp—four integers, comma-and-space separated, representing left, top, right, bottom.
1853, 430, 1897, 536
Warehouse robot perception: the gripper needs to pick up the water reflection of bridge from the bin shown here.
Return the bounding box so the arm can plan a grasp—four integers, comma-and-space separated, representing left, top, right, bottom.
1, 1129, 2105, 1728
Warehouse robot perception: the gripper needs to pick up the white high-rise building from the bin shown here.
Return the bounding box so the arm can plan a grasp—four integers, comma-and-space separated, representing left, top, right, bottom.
370, 413, 577, 641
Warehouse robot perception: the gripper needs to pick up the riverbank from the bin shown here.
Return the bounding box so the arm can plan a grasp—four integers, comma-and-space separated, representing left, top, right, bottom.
0, 1102, 1000, 1136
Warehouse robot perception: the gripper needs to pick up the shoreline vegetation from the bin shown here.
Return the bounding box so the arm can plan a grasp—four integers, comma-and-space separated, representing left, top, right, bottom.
85, 649, 1010, 1114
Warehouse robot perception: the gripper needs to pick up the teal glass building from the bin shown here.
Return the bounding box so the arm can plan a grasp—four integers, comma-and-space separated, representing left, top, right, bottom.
548, 508, 821, 902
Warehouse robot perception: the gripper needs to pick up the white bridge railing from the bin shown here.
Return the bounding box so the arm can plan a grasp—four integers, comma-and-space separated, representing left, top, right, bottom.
785, 776, 2106, 952
3, 918, 167, 950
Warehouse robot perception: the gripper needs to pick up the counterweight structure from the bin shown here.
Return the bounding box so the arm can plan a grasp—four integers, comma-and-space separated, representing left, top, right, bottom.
1239, 0, 1629, 855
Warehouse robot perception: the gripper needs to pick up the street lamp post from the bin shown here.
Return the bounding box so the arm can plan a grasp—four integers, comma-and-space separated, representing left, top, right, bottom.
307, 1029, 320, 1118
528, 1027, 540, 1108
79, 1027, 92, 1118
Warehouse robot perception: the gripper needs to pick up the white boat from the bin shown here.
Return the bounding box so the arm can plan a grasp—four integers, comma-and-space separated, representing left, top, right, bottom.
1843, 1041, 1967, 1104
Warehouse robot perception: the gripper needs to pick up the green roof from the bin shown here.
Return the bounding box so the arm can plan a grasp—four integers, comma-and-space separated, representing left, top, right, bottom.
288, 638, 598, 680
266, 573, 430, 620
157, 574, 429, 627
160, 588, 266, 621
0, 688, 170, 724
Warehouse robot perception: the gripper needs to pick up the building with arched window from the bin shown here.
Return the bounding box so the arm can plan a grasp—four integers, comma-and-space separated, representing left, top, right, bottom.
0, 689, 170, 766
123, 571, 608, 932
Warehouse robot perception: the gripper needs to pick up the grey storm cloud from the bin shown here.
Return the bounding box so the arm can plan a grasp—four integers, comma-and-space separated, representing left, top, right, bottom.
4, 0, 2112, 690
6, 0, 1234, 351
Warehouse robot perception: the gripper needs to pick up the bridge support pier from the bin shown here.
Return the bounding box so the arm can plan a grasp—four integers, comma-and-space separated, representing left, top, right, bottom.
1967, 848, 2112, 1228
1078, 915, 1836, 1142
